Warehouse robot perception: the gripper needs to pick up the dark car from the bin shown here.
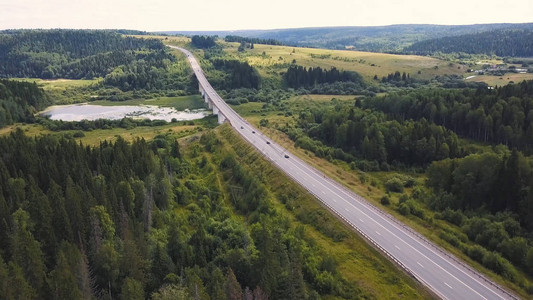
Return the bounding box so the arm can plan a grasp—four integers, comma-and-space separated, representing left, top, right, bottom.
266, 141, 271, 144
241, 126, 244, 129
252, 131, 255, 134
284, 154, 289, 158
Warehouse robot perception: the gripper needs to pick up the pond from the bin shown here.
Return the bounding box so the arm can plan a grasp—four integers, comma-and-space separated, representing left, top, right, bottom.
40, 104, 210, 122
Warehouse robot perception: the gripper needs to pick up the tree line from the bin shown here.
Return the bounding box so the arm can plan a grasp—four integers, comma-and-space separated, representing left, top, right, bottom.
363, 81, 533, 151
283, 65, 365, 89
426, 150, 533, 281
0, 128, 365, 299
191, 35, 217, 49
210, 59, 261, 90
405, 29, 533, 57
294, 105, 461, 168
224, 35, 283, 46
0, 79, 51, 127
0, 29, 164, 79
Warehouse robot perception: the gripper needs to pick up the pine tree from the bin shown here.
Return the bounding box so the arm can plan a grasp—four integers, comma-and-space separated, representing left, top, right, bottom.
225, 268, 242, 300
49, 245, 83, 300
10, 208, 47, 295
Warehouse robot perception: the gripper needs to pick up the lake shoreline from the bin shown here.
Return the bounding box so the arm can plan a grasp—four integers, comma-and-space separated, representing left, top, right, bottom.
39, 103, 210, 122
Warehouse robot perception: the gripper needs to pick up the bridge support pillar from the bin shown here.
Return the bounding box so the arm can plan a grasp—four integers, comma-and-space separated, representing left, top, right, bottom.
217, 113, 226, 124
212, 105, 218, 115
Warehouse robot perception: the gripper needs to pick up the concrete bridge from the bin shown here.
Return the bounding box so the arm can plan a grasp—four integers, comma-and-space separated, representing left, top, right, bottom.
198, 84, 227, 124
168, 45, 517, 300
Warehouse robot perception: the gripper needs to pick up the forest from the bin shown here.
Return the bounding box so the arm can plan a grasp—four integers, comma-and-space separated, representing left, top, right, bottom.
0, 30, 195, 94
210, 59, 261, 90
0, 127, 385, 299
191, 35, 217, 49
224, 36, 283, 46
0, 79, 51, 127
363, 81, 533, 151
405, 29, 533, 57
283, 65, 365, 92
0, 30, 165, 79
278, 81, 533, 292
288, 102, 461, 168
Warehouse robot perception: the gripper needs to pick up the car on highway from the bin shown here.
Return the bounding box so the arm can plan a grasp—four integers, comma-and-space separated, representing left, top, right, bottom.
284, 154, 289, 158
266, 141, 270, 144
241, 126, 244, 129
252, 131, 255, 134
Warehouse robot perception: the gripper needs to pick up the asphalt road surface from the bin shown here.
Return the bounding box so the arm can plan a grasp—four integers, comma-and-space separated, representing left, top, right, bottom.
169, 45, 517, 300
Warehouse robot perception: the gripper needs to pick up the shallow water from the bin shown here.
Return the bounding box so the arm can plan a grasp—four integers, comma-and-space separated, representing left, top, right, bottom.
40, 104, 209, 122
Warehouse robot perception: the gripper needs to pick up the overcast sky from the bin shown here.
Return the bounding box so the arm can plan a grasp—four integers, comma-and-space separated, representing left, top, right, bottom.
1, 0, 532, 31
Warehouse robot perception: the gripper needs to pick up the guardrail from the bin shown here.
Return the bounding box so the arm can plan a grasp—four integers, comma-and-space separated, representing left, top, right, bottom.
180, 45, 518, 300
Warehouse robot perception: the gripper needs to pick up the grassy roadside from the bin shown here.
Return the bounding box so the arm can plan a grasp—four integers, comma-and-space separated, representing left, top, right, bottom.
228, 95, 530, 298
216, 124, 434, 299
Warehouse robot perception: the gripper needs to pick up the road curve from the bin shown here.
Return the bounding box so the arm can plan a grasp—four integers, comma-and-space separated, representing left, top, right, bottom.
169, 45, 517, 300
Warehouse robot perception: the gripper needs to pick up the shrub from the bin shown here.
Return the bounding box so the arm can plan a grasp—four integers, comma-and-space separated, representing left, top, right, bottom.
385, 178, 404, 193
404, 176, 416, 187
467, 244, 487, 263
399, 194, 409, 204
73, 131, 85, 138
439, 208, 465, 226
398, 203, 410, 215
482, 251, 518, 281
380, 195, 390, 206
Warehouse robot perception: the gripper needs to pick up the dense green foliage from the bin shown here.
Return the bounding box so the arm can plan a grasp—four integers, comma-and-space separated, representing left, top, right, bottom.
292, 104, 461, 168
191, 35, 217, 49
364, 81, 533, 151
427, 150, 533, 280
0, 30, 164, 79
0, 128, 373, 299
0, 30, 196, 95
210, 59, 261, 90
0, 79, 50, 126
284, 65, 365, 90
406, 30, 533, 57
280, 87, 533, 290
224, 35, 283, 46
427, 150, 533, 228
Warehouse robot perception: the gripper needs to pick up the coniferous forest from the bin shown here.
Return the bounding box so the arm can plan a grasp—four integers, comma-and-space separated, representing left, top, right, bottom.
0, 127, 380, 299
3, 28, 533, 298
405, 29, 533, 57
0, 30, 195, 94
0, 79, 51, 126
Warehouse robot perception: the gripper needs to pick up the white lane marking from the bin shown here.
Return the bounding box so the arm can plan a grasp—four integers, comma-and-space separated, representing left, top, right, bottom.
284, 160, 501, 299
176, 46, 500, 300
286, 161, 490, 300
344, 208, 349, 212
375, 231, 381, 236
359, 219, 364, 223
445, 282, 453, 289
417, 261, 424, 268
395, 245, 400, 250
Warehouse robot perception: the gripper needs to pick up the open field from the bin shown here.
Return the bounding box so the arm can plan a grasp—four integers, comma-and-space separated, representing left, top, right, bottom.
219, 41, 465, 82
0, 116, 217, 146
12, 77, 101, 91
465, 72, 533, 86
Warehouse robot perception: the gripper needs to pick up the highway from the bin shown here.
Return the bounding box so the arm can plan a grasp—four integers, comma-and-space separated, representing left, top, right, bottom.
169, 45, 517, 300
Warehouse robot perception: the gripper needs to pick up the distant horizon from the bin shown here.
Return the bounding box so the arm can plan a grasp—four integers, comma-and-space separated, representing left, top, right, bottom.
2, 22, 533, 34
156, 22, 533, 33
1, 0, 532, 32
